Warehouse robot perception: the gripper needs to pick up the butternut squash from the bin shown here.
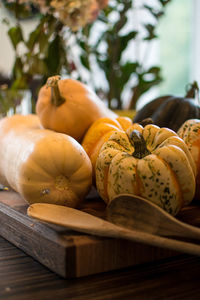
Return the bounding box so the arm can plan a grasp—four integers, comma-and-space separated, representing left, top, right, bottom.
36, 75, 117, 142
0, 114, 92, 207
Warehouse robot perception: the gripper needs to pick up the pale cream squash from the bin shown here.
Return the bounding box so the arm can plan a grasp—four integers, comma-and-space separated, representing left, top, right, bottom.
36, 75, 117, 142
178, 119, 200, 200
0, 114, 92, 207
96, 124, 196, 215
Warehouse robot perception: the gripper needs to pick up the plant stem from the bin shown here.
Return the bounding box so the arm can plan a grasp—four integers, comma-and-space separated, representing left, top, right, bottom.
185, 81, 199, 100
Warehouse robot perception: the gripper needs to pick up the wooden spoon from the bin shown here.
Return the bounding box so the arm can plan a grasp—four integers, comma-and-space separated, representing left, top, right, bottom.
27, 200, 200, 257
107, 194, 200, 239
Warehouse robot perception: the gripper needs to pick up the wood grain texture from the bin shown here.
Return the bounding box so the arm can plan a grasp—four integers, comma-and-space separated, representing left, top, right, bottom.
0, 236, 200, 300
1, 189, 200, 298
0, 189, 182, 278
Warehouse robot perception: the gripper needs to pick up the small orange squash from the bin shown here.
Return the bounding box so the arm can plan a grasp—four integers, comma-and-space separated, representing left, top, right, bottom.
81, 116, 133, 178
36, 75, 117, 142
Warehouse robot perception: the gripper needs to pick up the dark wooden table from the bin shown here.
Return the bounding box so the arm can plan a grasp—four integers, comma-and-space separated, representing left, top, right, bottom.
0, 236, 200, 300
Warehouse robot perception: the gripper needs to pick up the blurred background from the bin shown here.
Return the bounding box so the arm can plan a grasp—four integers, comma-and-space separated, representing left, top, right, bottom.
0, 0, 199, 113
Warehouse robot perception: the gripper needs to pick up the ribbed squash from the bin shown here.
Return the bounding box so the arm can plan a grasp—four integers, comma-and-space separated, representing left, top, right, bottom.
82, 116, 133, 178
178, 119, 200, 200
0, 114, 92, 207
36, 75, 117, 142
96, 124, 196, 215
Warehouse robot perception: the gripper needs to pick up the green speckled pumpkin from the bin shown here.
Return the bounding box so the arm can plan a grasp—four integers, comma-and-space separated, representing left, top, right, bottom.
178, 119, 200, 200
95, 123, 196, 215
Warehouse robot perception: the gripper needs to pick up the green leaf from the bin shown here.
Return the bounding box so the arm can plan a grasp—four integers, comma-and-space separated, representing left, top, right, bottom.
159, 0, 172, 7
11, 76, 28, 90
12, 57, 24, 78
80, 54, 90, 70
143, 5, 164, 19
38, 34, 50, 54
119, 31, 138, 58
26, 15, 56, 51
93, 31, 108, 49
27, 55, 47, 75
121, 62, 140, 83
96, 57, 108, 72
7, 26, 23, 49
137, 65, 163, 94
3, 2, 38, 20
146, 66, 161, 75
79, 40, 87, 52
45, 35, 62, 74
143, 24, 157, 40
27, 26, 41, 50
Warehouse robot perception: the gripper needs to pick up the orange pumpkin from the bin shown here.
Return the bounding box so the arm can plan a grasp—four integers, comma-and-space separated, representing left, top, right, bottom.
36, 75, 117, 142
81, 116, 133, 179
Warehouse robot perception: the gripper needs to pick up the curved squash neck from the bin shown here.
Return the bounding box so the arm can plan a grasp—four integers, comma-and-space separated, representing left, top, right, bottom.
46, 76, 65, 107
129, 130, 150, 159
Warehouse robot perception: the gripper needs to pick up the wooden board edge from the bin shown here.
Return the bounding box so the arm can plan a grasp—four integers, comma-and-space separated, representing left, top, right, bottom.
0, 203, 77, 277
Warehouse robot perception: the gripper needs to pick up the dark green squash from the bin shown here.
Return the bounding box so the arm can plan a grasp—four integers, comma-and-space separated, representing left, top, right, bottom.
133, 81, 200, 132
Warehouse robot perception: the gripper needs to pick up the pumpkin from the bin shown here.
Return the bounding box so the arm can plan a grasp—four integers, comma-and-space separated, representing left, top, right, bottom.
178, 119, 200, 200
133, 81, 200, 132
81, 116, 133, 178
96, 124, 196, 215
0, 114, 92, 207
36, 75, 117, 142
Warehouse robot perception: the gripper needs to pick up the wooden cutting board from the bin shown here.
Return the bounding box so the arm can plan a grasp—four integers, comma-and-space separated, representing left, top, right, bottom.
0, 188, 199, 278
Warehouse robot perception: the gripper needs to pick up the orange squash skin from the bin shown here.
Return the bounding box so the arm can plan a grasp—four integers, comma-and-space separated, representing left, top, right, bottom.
81, 116, 133, 179
36, 77, 117, 142
0, 114, 92, 207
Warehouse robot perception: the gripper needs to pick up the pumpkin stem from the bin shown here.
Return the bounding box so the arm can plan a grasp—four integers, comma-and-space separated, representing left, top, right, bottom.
129, 130, 151, 159
46, 75, 65, 107
139, 117, 154, 127
185, 81, 199, 101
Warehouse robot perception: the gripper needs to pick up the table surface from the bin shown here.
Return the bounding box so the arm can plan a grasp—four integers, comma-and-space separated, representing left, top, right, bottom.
0, 236, 200, 300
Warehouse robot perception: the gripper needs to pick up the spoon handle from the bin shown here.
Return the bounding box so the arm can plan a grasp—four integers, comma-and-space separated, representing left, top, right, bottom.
28, 203, 200, 257
117, 227, 200, 257
154, 215, 200, 239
